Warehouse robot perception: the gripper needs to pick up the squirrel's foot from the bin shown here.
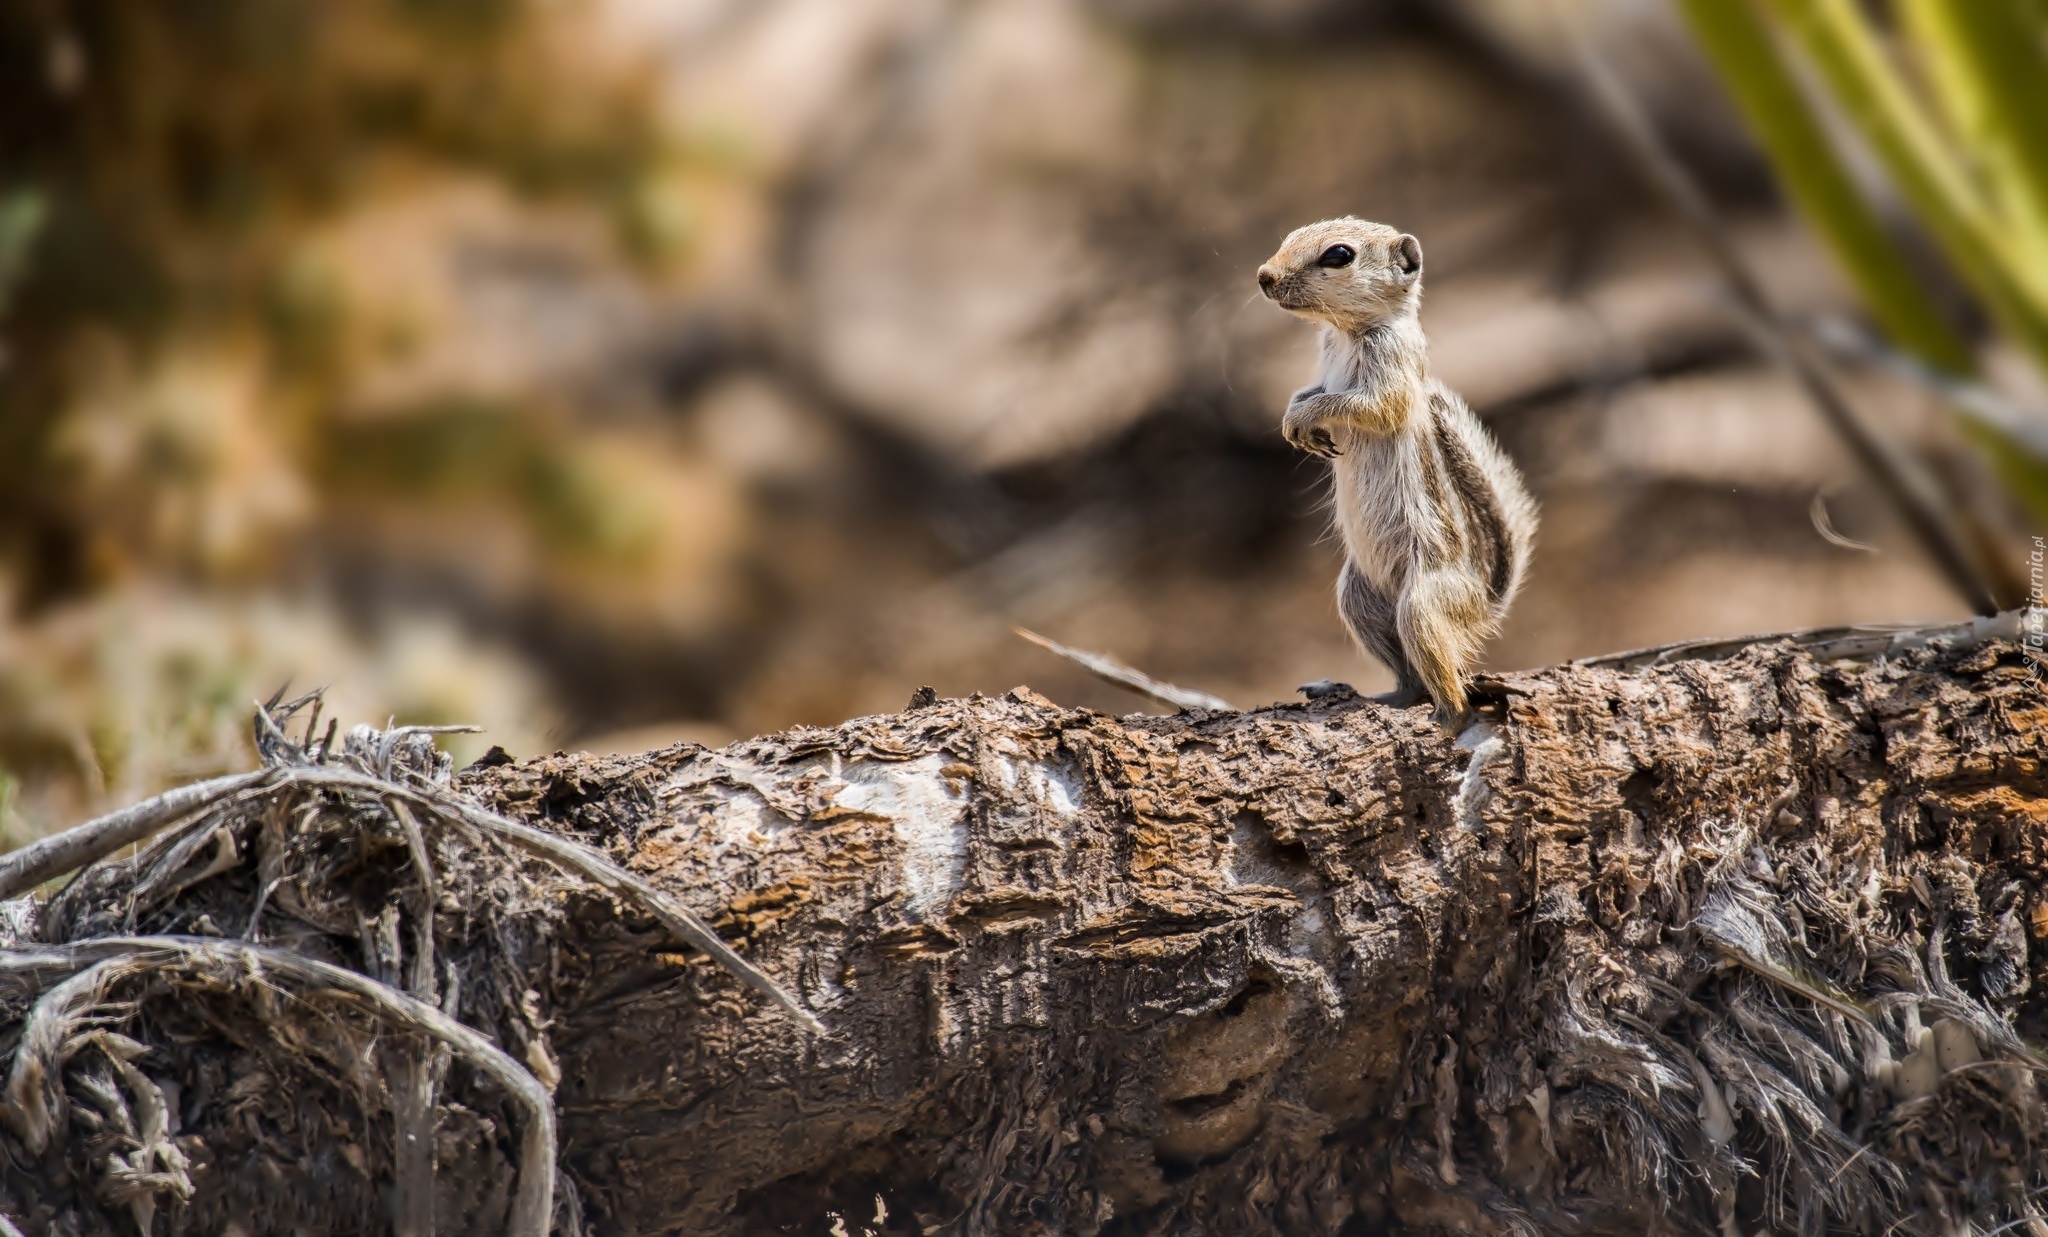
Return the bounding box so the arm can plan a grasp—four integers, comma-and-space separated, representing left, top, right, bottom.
1297, 679, 1357, 701
1366, 684, 1428, 708
1433, 704, 1473, 733
1282, 392, 1344, 458
1283, 420, 1342, 458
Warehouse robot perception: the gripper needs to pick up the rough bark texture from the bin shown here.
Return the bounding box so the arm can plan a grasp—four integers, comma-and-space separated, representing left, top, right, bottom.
2, 621, 2044, 1236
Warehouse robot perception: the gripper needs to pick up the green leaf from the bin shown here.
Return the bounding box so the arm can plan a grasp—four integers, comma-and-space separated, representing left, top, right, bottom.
0, 189, 46, 314
1676, 0, 1974, 373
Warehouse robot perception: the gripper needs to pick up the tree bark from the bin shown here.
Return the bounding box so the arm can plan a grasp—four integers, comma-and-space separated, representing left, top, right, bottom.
2, 615, 2044, 1236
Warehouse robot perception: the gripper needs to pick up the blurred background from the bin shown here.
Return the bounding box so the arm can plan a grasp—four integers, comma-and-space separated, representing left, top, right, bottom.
1, 0, 2042, 845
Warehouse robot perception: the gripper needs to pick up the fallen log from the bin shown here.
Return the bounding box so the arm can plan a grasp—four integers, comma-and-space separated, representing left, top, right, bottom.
0, 612, 2042, 1235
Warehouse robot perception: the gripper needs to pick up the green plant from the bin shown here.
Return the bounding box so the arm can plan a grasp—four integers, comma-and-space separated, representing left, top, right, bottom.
1676, 0, 2048, 530
0, 191, 44, 316
0, 1, 677, 603
0, 769, 20, 852
0, 3, 714, 843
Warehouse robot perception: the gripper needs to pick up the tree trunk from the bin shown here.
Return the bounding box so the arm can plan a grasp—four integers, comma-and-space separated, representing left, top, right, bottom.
2, 615, 2043, 1236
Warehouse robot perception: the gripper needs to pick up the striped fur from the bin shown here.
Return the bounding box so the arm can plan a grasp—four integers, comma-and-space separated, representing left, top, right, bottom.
1258, 218, 1537, 723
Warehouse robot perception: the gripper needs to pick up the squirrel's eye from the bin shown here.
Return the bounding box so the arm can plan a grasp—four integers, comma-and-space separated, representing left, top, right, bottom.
1316, 244, 1355, 269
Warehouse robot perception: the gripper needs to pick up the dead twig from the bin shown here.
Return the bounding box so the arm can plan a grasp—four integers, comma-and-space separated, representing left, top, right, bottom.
1, 712, 821, 1035
0, 769, 275, 903
387, 795, 442, 1236
2, 936, 558, 1237
1810, 492, 1879, 553
1, 956, 135, 1153
1572, 609, 2021, 670
279, 766, 824, 1035
1014, 628, 1235, 713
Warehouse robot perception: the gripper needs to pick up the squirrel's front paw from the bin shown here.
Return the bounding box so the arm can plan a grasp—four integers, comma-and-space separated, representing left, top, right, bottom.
1282, 398, 1342, 458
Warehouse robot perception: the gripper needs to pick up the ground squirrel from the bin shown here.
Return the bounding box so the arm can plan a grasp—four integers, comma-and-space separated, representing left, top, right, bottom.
1258, 218, 1536, 726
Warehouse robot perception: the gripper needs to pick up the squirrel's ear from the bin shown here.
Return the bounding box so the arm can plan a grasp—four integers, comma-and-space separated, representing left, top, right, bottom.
1393, 234, 1423, 279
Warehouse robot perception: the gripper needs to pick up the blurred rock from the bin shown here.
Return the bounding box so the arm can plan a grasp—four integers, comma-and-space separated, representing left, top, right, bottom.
312, 182, 661, 415
789, 0, 1594, 465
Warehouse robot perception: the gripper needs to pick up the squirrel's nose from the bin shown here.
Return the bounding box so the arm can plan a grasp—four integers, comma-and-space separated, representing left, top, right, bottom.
1257, 267, 1278, 296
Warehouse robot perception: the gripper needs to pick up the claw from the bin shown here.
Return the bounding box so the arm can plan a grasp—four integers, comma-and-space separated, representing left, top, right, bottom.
1286, 424, 1340, 458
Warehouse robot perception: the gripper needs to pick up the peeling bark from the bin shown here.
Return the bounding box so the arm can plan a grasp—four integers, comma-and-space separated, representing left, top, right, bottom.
2, 616, 2045, 1235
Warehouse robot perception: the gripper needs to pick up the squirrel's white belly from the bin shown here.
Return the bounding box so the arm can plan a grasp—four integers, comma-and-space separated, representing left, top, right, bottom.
1330, 432, 1429, 596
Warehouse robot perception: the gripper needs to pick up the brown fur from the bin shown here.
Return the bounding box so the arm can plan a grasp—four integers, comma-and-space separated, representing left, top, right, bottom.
1258, 218, 1537, 725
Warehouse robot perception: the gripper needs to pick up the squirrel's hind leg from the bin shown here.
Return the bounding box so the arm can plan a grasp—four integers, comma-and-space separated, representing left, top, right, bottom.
1394, 568, 1491, 727
1338, 560, 1427, 707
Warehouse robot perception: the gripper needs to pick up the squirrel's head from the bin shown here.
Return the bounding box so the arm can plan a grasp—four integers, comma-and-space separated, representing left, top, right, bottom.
1257, 218, 1422, 332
